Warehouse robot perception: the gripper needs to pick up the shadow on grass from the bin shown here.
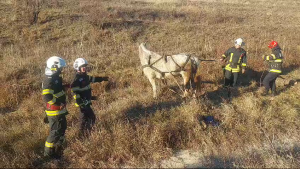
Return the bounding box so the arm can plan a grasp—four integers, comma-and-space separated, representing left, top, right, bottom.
203, 156, 238, 168
124, 99, 183, 123
0, 107, 18, 114
1, 132, 70, 168
275, 145, 300, 164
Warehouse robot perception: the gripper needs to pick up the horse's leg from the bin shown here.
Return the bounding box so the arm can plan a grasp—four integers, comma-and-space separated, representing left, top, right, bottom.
190, 73, 197, 98
193, 61, 202, 97
162, 78, 168, 86
193, 75, 202, 97
149, 77, 157, 98
181, 70, 191, 97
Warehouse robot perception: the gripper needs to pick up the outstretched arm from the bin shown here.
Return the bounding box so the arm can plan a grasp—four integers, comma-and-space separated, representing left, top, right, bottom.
89, 76, 109, 83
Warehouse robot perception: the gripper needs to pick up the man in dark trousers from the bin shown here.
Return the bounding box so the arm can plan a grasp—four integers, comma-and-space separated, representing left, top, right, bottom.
71, 58, 109, 137
220, 38, 247, 96
262, 41, 283, 96
42, 56, 68, 159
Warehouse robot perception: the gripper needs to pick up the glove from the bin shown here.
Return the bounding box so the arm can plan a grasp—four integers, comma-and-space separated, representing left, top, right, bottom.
83, 100, 90, 106
43, 116, 49, 124
59, 103, 66, 110
102, 76, 109, 81
79, 100, 90, 108
242, 69, 246, 74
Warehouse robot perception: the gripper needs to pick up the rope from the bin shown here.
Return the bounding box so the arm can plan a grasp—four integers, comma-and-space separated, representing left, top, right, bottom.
199, 59, 217, 62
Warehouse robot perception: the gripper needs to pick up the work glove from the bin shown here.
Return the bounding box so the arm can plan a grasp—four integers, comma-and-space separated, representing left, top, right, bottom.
83, 100, 90, 106
79, 100, 90, 108
242, 69, 246, 74
43, 116, 49, 124
60, 103, 66, 110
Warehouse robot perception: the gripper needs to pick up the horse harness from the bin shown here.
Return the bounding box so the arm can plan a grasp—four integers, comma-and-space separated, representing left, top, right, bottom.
142, 54, 192, 77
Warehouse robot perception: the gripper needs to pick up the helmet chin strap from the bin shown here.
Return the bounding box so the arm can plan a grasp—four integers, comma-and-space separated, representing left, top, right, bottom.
45, 68, 62, 76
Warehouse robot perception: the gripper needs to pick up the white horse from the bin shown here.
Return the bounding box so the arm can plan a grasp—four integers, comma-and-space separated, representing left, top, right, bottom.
139, 43, 201, 98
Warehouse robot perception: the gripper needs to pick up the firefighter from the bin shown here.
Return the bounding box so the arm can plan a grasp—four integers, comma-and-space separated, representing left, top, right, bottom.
42, 56, 68, 159
220, 38, 247, 89
262, 41, 283, 96
71, 58, 109, 137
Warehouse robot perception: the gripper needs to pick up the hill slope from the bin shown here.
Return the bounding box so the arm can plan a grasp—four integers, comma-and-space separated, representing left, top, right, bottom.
1, 0, 300, 168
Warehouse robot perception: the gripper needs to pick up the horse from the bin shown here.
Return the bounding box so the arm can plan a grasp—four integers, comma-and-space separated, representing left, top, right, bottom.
138, 43, 201, 98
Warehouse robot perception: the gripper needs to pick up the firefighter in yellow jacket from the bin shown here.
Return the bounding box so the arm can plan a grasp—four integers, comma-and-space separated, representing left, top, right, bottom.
262, 41, 283, 96
42, 56, 68, 159
220, 38, 247, 88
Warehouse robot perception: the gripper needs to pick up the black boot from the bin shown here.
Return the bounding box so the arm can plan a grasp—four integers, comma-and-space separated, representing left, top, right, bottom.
227, 87, 231, 98
44, 147, 60, 159
271, 91, 277, 97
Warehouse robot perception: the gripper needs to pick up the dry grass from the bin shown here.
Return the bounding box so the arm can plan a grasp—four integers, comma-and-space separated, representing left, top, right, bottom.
1, 0, 300, 168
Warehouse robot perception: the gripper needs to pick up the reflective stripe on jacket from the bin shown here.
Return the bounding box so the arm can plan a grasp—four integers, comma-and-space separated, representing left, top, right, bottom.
42, 73, 67, 116
263, 46, 283, 74
222, 47, 247, 73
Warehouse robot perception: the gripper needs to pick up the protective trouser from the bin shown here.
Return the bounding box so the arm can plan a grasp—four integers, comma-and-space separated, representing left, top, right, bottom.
224, 70, 239, 87
79, 106, 96, 135
44, 115, 67, 158
262, 72, 279, 95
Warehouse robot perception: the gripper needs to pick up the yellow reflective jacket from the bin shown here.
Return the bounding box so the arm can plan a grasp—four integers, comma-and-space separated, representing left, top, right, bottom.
263, 46, 283, 73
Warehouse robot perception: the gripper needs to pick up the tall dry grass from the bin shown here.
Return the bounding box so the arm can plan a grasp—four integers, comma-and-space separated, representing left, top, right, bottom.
1, 0, 300, 167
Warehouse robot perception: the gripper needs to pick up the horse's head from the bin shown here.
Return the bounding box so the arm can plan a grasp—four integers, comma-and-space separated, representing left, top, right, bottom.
139, 43, 150, 64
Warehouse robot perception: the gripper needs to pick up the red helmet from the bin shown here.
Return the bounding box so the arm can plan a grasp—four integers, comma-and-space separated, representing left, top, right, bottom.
268, 41, 278, 49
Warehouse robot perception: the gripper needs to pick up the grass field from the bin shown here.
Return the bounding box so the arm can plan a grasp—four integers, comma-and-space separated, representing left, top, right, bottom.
1, 0, 300, 167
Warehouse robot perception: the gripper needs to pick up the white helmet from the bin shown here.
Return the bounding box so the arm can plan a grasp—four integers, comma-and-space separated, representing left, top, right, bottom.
235, 38, 245, 46
45, 56, 66, 75
46, 56, 66, 69
73, 58, 88, 71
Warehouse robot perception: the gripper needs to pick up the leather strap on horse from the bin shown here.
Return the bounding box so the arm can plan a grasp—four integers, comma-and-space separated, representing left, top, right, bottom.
142, 55, 168, 76
170, 54, 191, 72
142, 54, 192, 77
